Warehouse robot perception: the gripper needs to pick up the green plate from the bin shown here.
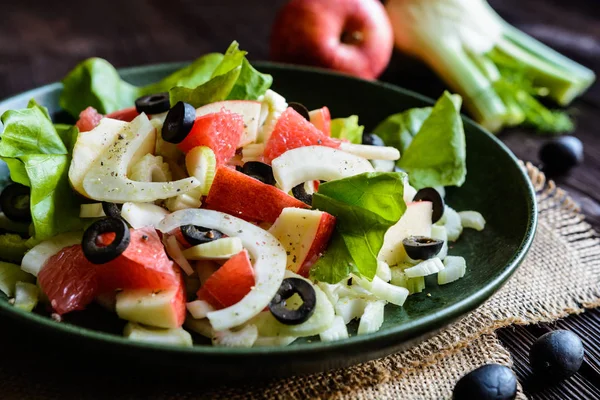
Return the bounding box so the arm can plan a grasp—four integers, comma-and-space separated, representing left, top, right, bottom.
0, 62, 536, 380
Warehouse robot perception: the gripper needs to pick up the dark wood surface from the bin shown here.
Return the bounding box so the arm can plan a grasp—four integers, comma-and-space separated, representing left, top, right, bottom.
0, 0, 599, 398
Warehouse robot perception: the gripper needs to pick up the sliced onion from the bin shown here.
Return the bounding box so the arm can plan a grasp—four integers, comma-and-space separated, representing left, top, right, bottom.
164, 235, 194, 276
159, 209, 286, 331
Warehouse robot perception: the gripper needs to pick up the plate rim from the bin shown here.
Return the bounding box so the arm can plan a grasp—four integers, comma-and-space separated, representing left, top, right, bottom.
0, 61, 538, 357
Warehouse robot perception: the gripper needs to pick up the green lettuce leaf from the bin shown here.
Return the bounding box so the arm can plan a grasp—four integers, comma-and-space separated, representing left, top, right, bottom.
310, 172, 406, 283
397, 92, 467, 189
373, 107, 432, 153
59, 41, 271, 117
330, 115, 364, 144
169, 41, 272, 107
0, 101, 83, 242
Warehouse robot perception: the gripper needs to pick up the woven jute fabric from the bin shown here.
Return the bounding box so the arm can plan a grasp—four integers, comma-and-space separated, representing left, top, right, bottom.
0, 163, 598, 399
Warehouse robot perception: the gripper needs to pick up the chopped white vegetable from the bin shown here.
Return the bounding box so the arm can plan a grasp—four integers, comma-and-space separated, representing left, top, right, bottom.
159, 209, 287, 331
317, 282, 341, 306
182, 237, 244, 260
376, 260, 392, 282
184, 317, 213, 338
212, 324, 258, 348
258, 89, 288, 143
164, 235, 194, 275
404, 257, 445, 278
121, 202, 169, 229
339, 142, 400, 160
242, 143, 266, 163
357, 300, 386, 335
79, 203, 106, 218
164, 188, 203, 212
21, 232, 82, 276
272, 146, 374, 193
430, 225, 449, 260
438, 256, 467, 285
186, 300, 215, 320
390, 268, 426, 294
437, 206, 463, 241
124, 322, 193, 347
185, 146, 216, 196
371, 159, 396, 172
83, 114, 201, 202
13, 282, 39, 312
335, 297, 369, 324
319, 315, 349, 342
355, 275, 409, 306
129, 154, 171, 183
459, 211, 486, 231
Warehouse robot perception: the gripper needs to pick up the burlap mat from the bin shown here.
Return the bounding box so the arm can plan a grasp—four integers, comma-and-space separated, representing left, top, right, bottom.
1, 163, 599, 399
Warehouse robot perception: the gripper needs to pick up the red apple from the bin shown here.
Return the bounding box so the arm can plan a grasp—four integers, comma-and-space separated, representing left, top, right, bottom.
270, 0, 394, 80
269, 208, 336, 276
309, 106, 332, 136
204, 166, 309, 223
197, 249, 255, 309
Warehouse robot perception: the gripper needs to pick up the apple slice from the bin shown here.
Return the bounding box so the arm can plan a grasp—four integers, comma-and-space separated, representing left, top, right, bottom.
269, 208, 336, 276
195, 100, 261, 147
378, 201, 433, 266
309, 107, 331, 136
69, 118, 128, 196
272, 145, 374, 193
204, 166, 309, 223
82, 114, 201, 202
116, 284, 186, 329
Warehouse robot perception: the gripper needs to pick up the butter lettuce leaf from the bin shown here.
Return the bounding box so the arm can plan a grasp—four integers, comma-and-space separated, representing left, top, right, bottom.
373, 107, 432, 154
310, 172, 406, 283
330, 115, 364, 144
396, 92, 467, 189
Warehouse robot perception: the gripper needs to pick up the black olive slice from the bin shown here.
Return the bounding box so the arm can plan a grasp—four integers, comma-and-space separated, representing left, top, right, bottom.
402, 236, 444, 260
135, 92, 171, 114
162, 101, 196, 144
269, 278, 316, 325
181, 225, 224, 246
102, 202, 123, 218
241, 162, 275, 185
291, 183, 312, 206
82, 217, 130, 264
0, 183, 32, 222
288, 102, 310, 121
413, 187, 445, 223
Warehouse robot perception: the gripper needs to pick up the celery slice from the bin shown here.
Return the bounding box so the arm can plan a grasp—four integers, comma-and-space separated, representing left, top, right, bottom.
13, 281, 39, 312
436, 206, 463, 241
431, 225, 448, 260
185, 146, 216, 196
319, 315, 349, 342
130, 154, 172, 183
212, 324, 258, 348
458, 211, 486, 231
390, 268, 426, 294
376, 260, 392, 282
182, 237, 243, 260
438, 256, 467, 285
335, 297, 369, 324
357, 300, 386, 335
123, 322, 193, 347
0, 262, 35, 297
404, 258, 444, 278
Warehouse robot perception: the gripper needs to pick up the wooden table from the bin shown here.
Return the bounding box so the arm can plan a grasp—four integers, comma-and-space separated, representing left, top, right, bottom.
1, 0, 598, 398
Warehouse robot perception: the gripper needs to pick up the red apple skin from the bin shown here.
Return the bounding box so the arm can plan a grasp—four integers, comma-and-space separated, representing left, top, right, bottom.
204, 166, 309, 223
270, 0, 394, 80
297, 212, 337, 277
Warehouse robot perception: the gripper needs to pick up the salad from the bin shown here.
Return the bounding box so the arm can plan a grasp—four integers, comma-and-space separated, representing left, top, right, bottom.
0, 42, 485, 348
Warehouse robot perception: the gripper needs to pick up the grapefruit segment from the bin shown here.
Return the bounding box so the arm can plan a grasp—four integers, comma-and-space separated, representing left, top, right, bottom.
177, 111, 245, 165
75, 107, 103, 133
263, 107, 341, 163
106, 107, 140, 122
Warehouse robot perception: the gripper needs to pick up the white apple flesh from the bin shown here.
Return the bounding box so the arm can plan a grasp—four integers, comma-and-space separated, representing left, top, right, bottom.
195, 100, 262, 147
378, 201, 433, 266
116, 287, 185, 329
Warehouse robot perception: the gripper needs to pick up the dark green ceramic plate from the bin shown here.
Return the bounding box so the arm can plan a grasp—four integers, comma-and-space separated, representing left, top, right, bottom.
0, 62, 536, 380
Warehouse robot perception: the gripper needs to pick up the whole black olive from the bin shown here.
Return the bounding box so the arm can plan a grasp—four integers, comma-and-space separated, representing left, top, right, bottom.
453, 364, 517, 400
180, 225, 224, 246
162, 101, 196, 144
539, 136, 583, 175
530, 330, 584, 380
413, 187, 445, 223
269, 278, 316, 325
135, 92, 171, 114
82, 217, 130, 264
